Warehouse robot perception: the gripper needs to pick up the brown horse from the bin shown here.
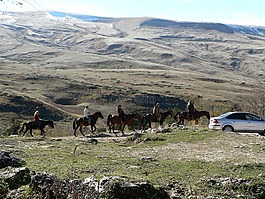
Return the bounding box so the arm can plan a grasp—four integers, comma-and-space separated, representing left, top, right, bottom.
107, 113, 141, 135
141, 110, 174, 130
73, 111, 104, 137
174, 110, 210, 125
19, 120, 54, 137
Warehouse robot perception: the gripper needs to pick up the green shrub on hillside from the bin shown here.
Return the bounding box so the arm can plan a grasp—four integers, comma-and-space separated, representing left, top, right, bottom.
3, 118, 21, 136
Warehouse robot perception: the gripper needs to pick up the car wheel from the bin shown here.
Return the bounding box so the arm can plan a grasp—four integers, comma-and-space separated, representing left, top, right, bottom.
222, 125, 234, 133
258, 131, 265, 136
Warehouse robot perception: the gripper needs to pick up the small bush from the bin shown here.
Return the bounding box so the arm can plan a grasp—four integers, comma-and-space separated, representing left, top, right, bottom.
3, 118, 21, 136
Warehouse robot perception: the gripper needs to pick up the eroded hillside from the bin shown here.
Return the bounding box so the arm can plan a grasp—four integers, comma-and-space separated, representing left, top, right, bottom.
0, 11, 264, 131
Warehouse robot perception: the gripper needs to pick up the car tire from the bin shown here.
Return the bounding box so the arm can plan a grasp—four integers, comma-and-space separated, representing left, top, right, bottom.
222, 125, 234, 133
258, 131, 265, 136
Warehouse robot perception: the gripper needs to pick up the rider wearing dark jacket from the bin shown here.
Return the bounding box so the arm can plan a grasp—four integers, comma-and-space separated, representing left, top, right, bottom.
187, 100, 195, 113
117, 105, 125, 124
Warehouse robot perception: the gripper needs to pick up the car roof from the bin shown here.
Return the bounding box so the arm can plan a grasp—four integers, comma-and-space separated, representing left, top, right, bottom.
216, 111, 253, 118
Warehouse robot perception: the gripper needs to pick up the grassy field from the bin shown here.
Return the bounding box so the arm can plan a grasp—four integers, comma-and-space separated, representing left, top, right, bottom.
1, 127, 265, 197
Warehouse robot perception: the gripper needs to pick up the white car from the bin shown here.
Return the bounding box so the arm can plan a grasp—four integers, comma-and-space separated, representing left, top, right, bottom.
208, 111, 265, 135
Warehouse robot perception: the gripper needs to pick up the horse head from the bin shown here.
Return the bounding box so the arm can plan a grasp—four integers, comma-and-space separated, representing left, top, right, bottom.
95, 111, 104, 119
205, 111, 210, 120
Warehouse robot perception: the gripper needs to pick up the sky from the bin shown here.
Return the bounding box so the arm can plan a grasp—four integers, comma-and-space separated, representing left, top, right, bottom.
1, 0, 265, 26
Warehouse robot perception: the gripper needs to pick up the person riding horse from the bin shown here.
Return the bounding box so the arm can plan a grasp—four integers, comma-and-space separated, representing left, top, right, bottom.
83, 105, 91, 124
153, 102, 162, 122
117, 105, 125, 125
187, 100, 198, 120
33, 107, 42, 128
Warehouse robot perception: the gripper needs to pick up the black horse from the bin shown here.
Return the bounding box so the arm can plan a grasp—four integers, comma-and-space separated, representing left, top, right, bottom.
73, 111, 104, 137
19, 120, 54, 137
141, 110, 173, 130
174, 110, 210, 125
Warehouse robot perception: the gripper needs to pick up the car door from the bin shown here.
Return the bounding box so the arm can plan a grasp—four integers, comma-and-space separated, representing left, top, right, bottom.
245, 113, 265, 132
226, 113, 247, 131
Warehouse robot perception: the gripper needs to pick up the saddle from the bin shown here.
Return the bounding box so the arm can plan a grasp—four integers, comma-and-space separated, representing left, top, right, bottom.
187, 112, 198, 120
83, 116, 91, 125
152, 114, 160, 122
32, 120, 42, 128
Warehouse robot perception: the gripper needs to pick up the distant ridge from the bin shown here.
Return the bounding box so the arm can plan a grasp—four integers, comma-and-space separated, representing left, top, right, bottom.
48, 11, 265, 36
140, 18, 265, 36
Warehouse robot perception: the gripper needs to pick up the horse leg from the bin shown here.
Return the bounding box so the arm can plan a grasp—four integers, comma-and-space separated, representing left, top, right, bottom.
73, 125, 78, 137
30, 129, 33, 137
149, 122, 151, 129
22, 128, 28, 136
111, 124, 115, 134
73, 128, 77, 137
108, 125, 112, 134
41, 129, 46, 136
131, 125, 135, 132
142, 122, 146, 130
121, 125, 125, 135
79, 126, 86, 137
91, 125, 94, 134
91, 125, 97, 134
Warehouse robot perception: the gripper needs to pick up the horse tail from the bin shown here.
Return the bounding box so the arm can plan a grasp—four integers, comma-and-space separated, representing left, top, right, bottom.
107, 114, 112, 126
18, 122, 26, 134
174, 112, 180, 120
73, 119, 77, 130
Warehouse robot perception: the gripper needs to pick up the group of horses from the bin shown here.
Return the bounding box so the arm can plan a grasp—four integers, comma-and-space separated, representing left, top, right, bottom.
19, 109, 210, 137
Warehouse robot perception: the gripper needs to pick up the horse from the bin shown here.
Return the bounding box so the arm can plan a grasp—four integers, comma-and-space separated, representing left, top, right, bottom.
73, 111, 104, 137
141, 110, 174, 130
19, 120, 54, 137
174, 110, 210, 126
107, 113, 141, 135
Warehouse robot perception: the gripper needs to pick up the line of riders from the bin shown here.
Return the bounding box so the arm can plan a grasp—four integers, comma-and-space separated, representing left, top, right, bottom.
19, 99, 209, 137
83, 100, 196, 126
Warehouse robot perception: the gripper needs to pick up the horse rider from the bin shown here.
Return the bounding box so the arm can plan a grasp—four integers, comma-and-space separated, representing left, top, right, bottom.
83, 105, 91, 124
33, 107, 42, 128
153, 102, 162, 122
187, 100, 198, 119
117, 105, 125, 125
187, 100, 195, 113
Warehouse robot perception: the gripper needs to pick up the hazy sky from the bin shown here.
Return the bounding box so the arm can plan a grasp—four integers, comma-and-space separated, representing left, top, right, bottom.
1, 0, 265, 26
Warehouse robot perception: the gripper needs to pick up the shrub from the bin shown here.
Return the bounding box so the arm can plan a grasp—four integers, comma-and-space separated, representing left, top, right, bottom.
4, 118, 21, 136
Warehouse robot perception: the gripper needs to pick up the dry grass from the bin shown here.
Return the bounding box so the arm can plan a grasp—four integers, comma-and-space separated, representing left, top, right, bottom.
0, 12, 264, 131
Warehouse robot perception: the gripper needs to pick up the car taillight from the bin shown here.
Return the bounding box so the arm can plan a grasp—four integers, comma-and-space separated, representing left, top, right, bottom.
213, 119, 219, 124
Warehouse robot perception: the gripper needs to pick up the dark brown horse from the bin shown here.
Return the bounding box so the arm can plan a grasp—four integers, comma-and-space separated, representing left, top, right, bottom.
107, 113, 141, 135
174, 110, 210, 125
141, 110, 173, 130
19, 120, 54, 137
73, 111, 104, 137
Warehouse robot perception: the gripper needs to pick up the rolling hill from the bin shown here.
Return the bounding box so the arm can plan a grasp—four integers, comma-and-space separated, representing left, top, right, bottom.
0, 11, 264, 132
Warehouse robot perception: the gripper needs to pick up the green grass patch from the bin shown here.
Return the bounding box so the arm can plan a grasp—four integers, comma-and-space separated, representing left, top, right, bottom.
1, 130, 264, 197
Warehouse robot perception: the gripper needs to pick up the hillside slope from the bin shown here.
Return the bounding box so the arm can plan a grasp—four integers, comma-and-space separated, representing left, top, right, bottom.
0, 11, 264, 131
